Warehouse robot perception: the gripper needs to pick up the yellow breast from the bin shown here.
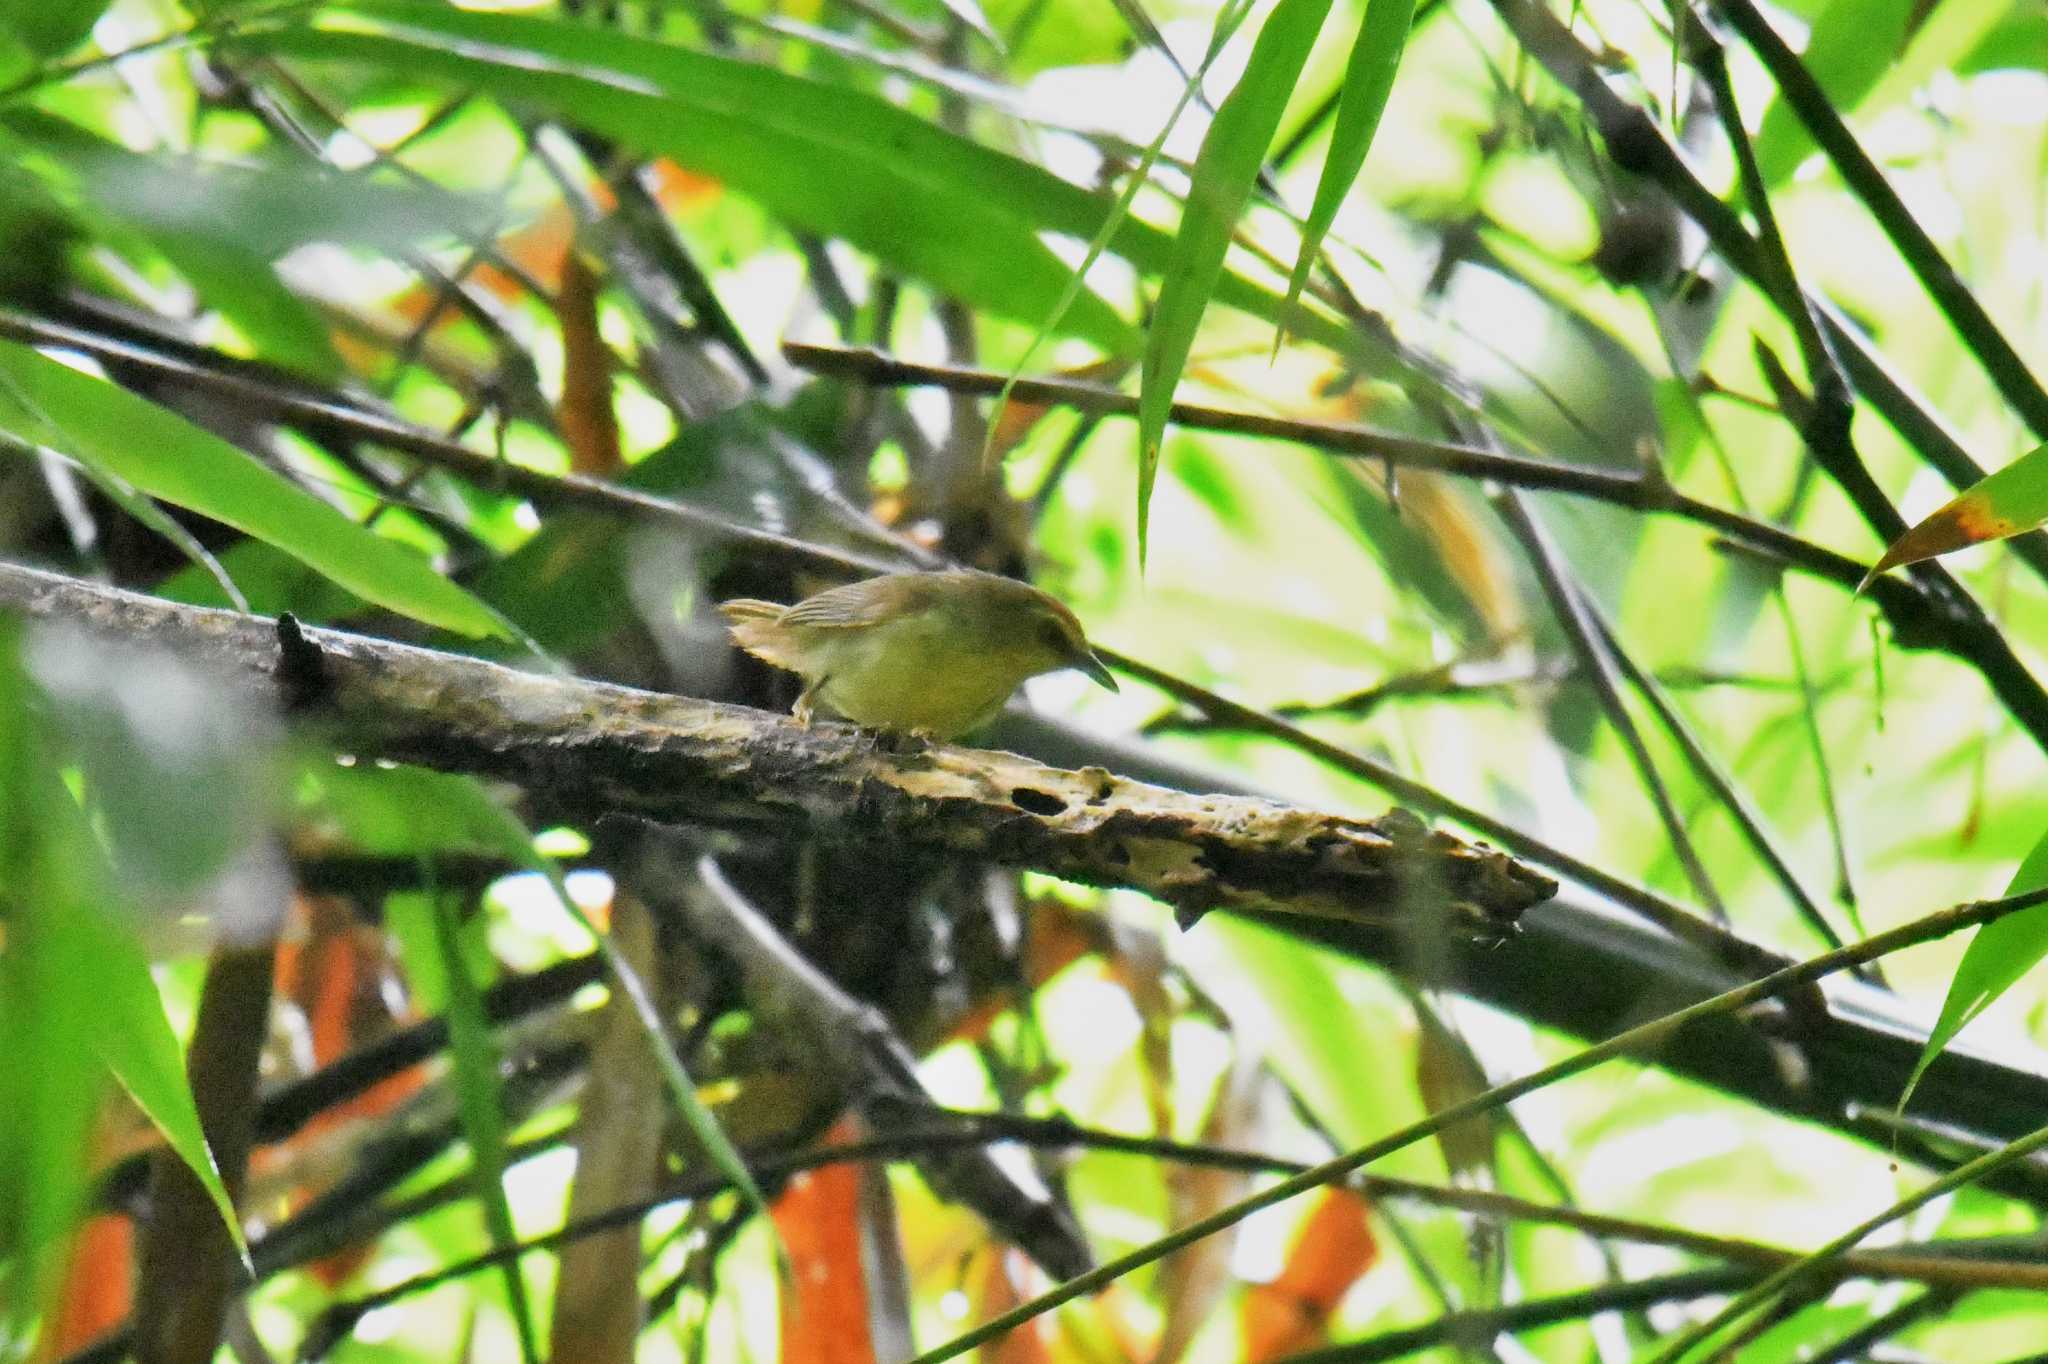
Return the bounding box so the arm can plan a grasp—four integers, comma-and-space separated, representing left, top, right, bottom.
803, 614, 1039, 738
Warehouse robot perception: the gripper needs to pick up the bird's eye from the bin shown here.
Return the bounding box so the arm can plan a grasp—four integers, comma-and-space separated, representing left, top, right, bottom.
1040, 619, 1070, 653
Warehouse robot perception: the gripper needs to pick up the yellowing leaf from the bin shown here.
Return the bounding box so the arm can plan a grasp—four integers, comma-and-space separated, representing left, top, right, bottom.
1861, 439, 2048, 589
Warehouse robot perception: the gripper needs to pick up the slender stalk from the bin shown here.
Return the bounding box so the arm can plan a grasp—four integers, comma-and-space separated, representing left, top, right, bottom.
1645, 1117, 2048, 1362
906, 882, 2048, 1363
1804, 1290, 1950, 1364
1272, 1268, 1760, 1364
163, 1098, 2048, 1364
1578, 588, 1843, 953
1499, 489, 1726, 917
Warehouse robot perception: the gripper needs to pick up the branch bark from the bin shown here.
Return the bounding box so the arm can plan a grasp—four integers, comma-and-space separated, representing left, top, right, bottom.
0, 562, 1553, 935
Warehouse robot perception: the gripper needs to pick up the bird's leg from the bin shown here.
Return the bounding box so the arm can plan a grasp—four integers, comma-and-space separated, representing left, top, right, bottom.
792, 676, 828, 729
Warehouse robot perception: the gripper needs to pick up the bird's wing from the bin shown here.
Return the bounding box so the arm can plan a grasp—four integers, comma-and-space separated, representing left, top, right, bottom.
778, 574, 950, 629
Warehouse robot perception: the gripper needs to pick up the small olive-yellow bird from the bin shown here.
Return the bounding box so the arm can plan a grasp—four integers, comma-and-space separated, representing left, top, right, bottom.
719, 570, 1118, 739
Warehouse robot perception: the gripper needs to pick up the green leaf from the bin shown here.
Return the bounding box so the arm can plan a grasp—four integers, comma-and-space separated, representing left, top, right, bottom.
430, 886, 541, 1364
0, 337, 508, 638
73, 464, 250, 611
1861, 439, 2048, 589
2, 0, 110, 57
0, 621, 101, 1331
1748, 0, 1913, 186
67, 883, 250, 1264
1899, 828, 2048, 1117
1281, 0, 1413, 322
1137, 0, 1334, 561
329, 766, 779, 1234
981, 0, 1257, 467
152, 233, 346, 382
1961, 8, 2048, 73
5, 109, 492, 260
0, 623, 246, 1316
232, 1, 1136, 353
230, 1, 1405, 371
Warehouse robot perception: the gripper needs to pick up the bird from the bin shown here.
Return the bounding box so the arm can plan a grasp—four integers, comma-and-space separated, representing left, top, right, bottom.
719, 569, 1118, 739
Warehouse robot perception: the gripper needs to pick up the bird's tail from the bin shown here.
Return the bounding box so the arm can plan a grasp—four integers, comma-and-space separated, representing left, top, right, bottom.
717, 598, 800, 669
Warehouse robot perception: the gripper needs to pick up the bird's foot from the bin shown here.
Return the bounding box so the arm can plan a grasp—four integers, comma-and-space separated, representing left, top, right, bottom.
858, 726, 933, 757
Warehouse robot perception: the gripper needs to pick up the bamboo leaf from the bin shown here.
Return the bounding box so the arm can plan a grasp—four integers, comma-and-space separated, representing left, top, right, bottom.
429, 886, 541, 1364
981, 0, 1258, 467
1861, 439, 2048, 588
1280, 0, 1413, 326
1137, 0, 1334, 561
230, 1, 1400, 368
0, 626, 248, 1298
1898, 827, 2048, 1117
233, 1, 1135, 352
3, 0, 109, 57
71, 885, 251, 1265
0, 338, 508, 638
361, 767, 779, 1236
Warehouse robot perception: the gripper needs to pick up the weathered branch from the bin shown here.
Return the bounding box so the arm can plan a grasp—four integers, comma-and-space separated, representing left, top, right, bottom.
0, 562, 1553, 934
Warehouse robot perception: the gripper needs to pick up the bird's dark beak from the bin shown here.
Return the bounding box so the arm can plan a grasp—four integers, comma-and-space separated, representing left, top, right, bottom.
1074, 649, 1119, 692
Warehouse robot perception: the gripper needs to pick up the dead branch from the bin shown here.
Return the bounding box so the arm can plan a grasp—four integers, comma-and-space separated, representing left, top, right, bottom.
0, 562, 1554, 934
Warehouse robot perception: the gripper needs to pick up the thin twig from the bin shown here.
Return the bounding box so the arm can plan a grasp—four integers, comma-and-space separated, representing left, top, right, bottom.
906, 881, 2048, 1363
1268, 1267, 1761, 1363
1645, 1114, 2048, 1362
1804, 1290, 1951, 1364
1484, 0, 2048, 595
1576, 584, 1845, 955
1498, 489, 1726, 918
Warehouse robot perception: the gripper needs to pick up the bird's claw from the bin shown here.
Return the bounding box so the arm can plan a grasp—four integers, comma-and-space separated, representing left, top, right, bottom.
859, 726, 933, 756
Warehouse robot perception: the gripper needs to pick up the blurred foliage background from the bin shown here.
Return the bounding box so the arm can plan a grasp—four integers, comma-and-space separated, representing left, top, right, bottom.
4, 0, 2048, 1358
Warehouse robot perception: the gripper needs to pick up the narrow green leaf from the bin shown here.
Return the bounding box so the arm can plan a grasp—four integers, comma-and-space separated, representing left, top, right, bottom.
153, 233, 346, 382
0, 338, 508, 638
1898, 828, 2048, 1117
0, 622, 102, 1331
1136, 0, 1335, 561
6, 108, 490, 263
981, 0, 1258, 467
73, 465, 250, 611
67, 887, 250, 1264
359, 767, 779, 1234
233, 2, 1135, 353
1961, 8, 2048, 74
1281, 0, 1414, 325
231, 1, 1413, 373
1861, 439, 2048, 589
0, 624, 246, 1311
429, 885, 541, 1364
